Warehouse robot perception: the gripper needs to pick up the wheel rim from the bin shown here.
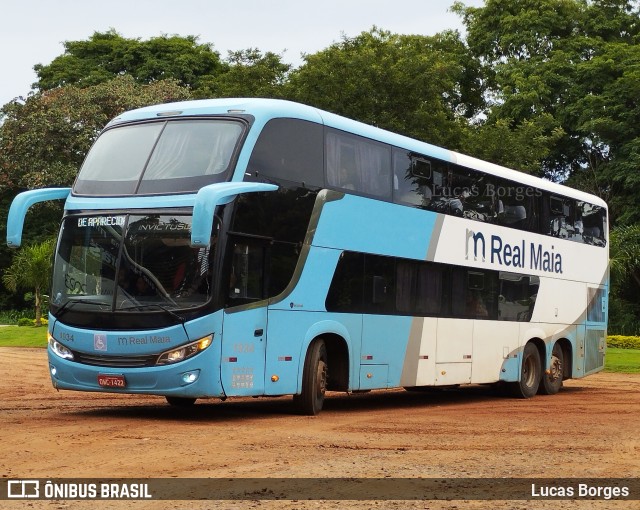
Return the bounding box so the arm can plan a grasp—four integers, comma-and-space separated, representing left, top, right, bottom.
523, 354, 537, 388
548, 353, 563, 382
316, 360, 327, 399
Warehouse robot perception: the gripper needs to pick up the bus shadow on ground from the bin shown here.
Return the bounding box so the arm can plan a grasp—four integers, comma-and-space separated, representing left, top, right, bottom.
67, 383, 588, 422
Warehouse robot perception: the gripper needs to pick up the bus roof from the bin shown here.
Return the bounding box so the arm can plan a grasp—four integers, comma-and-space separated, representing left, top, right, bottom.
109, 98, 607, 209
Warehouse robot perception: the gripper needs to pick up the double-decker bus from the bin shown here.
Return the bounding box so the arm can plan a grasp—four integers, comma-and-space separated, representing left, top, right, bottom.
7, 98, 608, 415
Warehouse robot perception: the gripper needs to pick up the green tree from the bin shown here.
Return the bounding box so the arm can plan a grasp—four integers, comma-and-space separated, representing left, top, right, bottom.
34, 30, 225, 91
0, 75, 190, 190
196, 49, 291, 99
286, 27, 485, 149
463, 115, 565, 174
2, 239, 56, 326
609, 225, 640, 333
453, 0, 640, 222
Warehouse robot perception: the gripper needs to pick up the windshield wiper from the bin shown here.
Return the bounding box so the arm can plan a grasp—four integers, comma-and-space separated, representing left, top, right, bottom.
53, 297, 111, 317
120, 303, 186, 323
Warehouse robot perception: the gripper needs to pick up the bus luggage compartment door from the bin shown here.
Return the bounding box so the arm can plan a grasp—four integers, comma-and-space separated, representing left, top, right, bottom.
435, 318, 472, 384
220, 306, 267, 396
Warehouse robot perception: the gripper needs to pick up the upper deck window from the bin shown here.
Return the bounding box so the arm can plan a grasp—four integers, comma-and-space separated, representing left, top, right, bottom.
74, 119, 244, 195
246, 118, 324, 187
326, 129, 392, 199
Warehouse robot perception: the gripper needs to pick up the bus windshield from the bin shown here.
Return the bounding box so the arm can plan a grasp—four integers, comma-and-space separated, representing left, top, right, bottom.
73, 119, 245, 195
51, 214, 215, 313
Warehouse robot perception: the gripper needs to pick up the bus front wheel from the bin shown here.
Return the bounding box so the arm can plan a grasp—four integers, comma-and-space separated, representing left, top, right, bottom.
294, 339, 328, 416
510, 342, 541, 398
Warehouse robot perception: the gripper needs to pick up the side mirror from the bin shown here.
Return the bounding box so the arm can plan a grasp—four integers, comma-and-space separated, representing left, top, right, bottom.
7, 188, 71, 248
191, 182, 278, 247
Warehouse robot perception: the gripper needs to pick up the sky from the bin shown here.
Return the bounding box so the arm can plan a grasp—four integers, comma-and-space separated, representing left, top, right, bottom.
0, 0, 484, 107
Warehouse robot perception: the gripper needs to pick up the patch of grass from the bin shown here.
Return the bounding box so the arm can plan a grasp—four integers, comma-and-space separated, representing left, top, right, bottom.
604, 347, 640, 374
0, 326, 48, 348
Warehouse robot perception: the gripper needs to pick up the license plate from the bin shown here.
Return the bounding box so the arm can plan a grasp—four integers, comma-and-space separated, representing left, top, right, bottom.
97, 374, 126, 388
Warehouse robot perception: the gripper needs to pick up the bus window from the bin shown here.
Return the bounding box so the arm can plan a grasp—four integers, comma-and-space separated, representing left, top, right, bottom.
228, 240, 266, 304
493, 178, 539, 232
326, 130, 391, 199
139, 120, 243, 193
325, 252, 364, 312
546, 195, 577, 240
396, 260, 444, 316
587, 286, 607, 323
246, 118, 324, 187
268, 241, 300, 298
75, 120, 244, 195
393, 150, 436, 208
577, 201, 607, 246
429, 165, 496, 222
363, 255, 395, 314
451, 269, 497, 319
498, 273, 539, 321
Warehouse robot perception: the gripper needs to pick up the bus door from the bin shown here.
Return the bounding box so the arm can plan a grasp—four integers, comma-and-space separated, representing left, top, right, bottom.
220, 238, 269, 396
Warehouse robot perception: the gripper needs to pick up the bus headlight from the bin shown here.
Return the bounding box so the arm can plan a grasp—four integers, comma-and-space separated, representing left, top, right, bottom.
48, 332, 74, 361
156, 335, 213, 365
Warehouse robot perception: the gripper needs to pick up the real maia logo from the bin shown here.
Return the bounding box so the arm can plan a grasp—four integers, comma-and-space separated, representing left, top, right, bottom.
465, 229, 563, 274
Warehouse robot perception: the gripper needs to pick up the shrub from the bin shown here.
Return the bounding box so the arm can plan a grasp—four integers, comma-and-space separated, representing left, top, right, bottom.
607, 335, 640, 350
16, 318, 48, 327
0, 309, 34, 325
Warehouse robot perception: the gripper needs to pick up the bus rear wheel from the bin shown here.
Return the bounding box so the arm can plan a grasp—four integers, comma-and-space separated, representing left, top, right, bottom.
166, 396, 197, 407
294, 339, 328, 416
539, 343, 564, 395
509, 342, 541, 398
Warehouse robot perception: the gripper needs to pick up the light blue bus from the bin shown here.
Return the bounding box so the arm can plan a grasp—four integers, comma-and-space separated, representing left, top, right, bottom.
7, 98, 608, 414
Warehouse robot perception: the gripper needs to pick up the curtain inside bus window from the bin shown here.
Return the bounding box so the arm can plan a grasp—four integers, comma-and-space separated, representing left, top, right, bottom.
325, 130, 391, 199
74, 119, 245, 196
395, 260, 443, 316
74, 123, 165, 195
395, 261, 414, 313
415, 264, 443, 315
142, 121, 242, 180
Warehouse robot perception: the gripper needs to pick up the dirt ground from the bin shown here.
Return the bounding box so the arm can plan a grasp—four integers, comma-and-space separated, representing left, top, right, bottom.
1, 347, 638, 510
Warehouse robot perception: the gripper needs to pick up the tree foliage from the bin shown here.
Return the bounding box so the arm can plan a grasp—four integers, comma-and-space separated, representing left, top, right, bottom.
286, 28, 485, 150
609, 224, 640, 333
0, 75, 190, 190
33, 31, 291, 101
453, 0, 640, 223
34, 30, 225, 91
197, 49, 291, 99
2, 239, 56, 326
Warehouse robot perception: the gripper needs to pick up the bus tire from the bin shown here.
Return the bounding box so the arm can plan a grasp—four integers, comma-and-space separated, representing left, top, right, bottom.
510, 342, 541, 398
295, 339, 328, 416
166, 396, 197, 407
539, 343, 564, 395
